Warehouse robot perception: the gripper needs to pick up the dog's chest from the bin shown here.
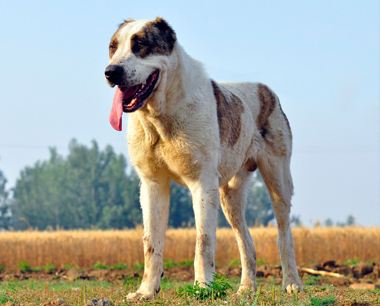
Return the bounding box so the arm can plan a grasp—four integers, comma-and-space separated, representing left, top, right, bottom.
128, 118, 200, 183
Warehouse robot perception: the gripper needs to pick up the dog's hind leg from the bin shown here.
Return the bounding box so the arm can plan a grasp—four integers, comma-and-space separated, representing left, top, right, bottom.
219, 168, 257, 293
127, 176, 170, 300
257, 154, 303, 293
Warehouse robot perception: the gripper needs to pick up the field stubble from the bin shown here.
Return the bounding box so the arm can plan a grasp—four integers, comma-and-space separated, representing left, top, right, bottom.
0, 227, 379, 270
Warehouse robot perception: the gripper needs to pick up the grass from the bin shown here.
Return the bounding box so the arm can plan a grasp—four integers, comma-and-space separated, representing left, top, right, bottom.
110, 263, 128, 270
92, 262, 129, 270
344, 258, 360, 267
310, 295, 336, 306
0, 227, 380, 270
304, 275, 321, 286
0, 277, 378, 305
93, 262, 109, 270
0, 292, 14, 304
164, 259, 194, 269
133, 262, 144, 271
177, 274, 232, 300
18, 260, 33, 273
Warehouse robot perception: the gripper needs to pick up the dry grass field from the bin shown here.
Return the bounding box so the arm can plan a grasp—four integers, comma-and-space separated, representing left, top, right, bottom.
1, 227, 380, 305
0, 227, 379, 270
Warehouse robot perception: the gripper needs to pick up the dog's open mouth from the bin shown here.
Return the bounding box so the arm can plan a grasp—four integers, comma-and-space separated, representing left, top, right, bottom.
120, 70, 160, 112
109, 70, 160, 131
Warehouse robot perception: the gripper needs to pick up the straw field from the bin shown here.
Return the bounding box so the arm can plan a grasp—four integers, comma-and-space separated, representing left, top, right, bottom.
1, 227, 379, 271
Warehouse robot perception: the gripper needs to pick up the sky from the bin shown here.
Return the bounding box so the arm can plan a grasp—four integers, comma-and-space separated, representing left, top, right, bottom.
0, 1, 379, 226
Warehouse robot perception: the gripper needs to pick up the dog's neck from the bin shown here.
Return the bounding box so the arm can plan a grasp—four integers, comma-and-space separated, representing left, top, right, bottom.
134, 44, 209, 143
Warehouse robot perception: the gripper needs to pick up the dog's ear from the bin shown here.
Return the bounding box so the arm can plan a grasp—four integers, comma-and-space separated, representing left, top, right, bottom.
118, 18, 135, 29
152, 17, 177, 48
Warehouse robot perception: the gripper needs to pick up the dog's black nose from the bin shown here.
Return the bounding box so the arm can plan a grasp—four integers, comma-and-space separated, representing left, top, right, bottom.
105, 65, 124, 84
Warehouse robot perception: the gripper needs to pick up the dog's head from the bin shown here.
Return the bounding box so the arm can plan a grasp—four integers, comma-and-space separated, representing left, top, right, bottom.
105, 17, 177, 129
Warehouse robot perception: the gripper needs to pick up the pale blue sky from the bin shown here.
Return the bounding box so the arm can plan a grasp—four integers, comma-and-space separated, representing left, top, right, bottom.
0, 1, 379, 225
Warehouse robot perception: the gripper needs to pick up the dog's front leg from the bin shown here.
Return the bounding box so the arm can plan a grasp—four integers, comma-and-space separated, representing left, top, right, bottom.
127, 177, 170, 300
189, 178, 220, 285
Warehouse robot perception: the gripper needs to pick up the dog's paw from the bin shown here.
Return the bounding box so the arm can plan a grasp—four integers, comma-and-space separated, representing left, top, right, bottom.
284, 282, 303, 294
126, 291, 154, 301
237, 284, 257, 295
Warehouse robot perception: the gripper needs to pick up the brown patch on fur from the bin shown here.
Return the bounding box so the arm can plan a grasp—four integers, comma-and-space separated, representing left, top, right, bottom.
245, 158, 257, 172
257, 84, 276, 138
131, 17, 176, 58
109, 19, 135, 58
196, 233, 214, 268
256, 84, 291, 156
211, 80, 244, 147
196, 234, 211, 255
109, 37, 119, 58
278, 103, 292, 137
143, 236, 154, 258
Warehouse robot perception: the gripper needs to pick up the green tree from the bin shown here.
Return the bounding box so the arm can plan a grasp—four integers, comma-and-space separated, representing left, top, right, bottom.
13, 140, 141, 229
169, 182, 194, 227
290, 215, 302, 227
324, 218, 334, 227
0, 170, 12, 229
346, 215, 355, 226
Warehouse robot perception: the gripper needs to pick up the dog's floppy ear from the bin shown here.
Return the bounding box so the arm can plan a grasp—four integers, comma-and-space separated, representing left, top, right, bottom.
152, 17, 177, 48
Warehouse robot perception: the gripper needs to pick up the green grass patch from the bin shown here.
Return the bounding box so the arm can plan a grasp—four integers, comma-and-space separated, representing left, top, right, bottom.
0, 280, 112, 292
18, 261, 33, 273
0, 264, 5, 273
123, 275, 141, 289
178, 260, 193, 268
256, 258, 267, 266
163, 259, 194, 269
92, 262, 109, 270
63, 263, 74, 270
344, 258, 360, 267
110, 263, 128, 270
310, 295, 336, 306
177, 274, 232, 300
229, 259, 241, 268
229, 258, 266, 268
304, 275, 321, 286
163, 259, 177, 269
133, 262, 144, 271
43, 263, 56, 273
0, 291, 14, 304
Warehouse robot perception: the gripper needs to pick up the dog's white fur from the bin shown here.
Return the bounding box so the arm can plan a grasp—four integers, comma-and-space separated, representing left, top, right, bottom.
107, 18, 303, 300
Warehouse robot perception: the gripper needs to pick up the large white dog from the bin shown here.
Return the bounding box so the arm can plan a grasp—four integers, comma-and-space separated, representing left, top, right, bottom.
105, 17, 303, 300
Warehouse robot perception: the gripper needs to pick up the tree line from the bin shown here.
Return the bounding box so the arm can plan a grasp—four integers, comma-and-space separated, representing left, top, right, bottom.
0, 139, 274, 230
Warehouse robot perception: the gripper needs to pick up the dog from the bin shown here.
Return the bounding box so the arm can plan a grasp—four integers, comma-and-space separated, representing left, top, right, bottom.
105, 17, 303, 300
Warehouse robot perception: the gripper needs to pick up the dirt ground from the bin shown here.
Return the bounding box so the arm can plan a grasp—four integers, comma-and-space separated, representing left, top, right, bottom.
1, 260, 379, 287
0, 260, 380, 305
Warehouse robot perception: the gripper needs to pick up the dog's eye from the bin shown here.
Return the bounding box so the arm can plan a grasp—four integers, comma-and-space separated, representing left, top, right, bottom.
131, 35, 141, 53
109, 41, 118, 57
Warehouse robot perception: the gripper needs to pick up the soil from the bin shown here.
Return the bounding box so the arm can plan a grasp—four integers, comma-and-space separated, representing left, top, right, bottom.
0, 260, 379, 289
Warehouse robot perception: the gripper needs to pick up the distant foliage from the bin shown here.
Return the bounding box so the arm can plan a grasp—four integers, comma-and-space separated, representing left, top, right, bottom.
322, 215, 356, 227
13, 140, 141, 230
0, 170, 12, 230
169, 183, 194, 227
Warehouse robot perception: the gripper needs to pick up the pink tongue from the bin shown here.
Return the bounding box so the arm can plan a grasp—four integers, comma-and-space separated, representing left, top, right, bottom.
109, 87, 123, 131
